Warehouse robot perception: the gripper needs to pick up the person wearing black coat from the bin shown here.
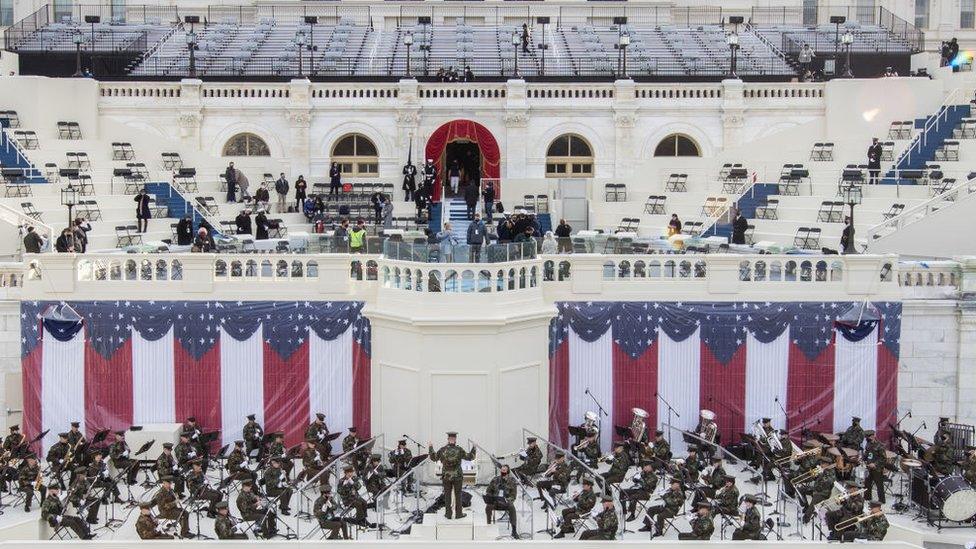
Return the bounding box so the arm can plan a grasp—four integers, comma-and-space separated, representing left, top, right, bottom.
328, 163, 342, 200
235, 210, 252, 235
840, 216, 855, 254
224, 162, 237, 203
134, 188, 151, 233
176, 216, 194, 246
255, 211, 270, 240
867, 138, 882, 184
482, 182, 496, 224
370, 191, 384, 225
402, 162, 417, 201
463, 182, 479, 220
731, 212, 749, 245
55, 228, 74, 253
294, 175, 308, 212
23, 226, 43, 253
554, 218, 572, 253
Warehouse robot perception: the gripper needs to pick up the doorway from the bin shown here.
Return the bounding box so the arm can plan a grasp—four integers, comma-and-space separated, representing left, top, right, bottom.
444, 140, 481, 198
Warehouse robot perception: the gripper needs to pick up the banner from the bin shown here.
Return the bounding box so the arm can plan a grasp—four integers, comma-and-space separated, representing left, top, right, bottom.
548, 301, 900, 453
21, 301, 371, 451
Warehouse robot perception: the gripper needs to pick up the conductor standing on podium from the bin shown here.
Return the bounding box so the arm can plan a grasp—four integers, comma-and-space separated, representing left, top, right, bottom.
429, 432, 476, 519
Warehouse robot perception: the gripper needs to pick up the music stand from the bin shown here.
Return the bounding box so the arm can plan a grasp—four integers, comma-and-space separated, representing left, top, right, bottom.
133, 439, 156, 489
91, 429, 110, 446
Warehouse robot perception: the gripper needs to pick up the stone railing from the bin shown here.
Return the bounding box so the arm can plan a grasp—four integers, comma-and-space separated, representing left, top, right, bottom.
379, 258, 543, 293
742, 83, 825, 100
98, 82, 182, 98
15, 252, 909, 301
898, 259, 962, 299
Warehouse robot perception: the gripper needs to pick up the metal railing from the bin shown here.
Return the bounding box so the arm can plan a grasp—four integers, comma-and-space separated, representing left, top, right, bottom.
864, 177, 976, 244
893, 88, 966, 172
877, 6, 924, 53
383, 240, 538, 264
3, 4, 50, 51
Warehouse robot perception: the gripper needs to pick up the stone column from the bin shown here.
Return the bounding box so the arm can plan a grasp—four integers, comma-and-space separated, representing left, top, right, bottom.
287, 79, 312, 177
720, 78, 745, 150
178, 78, 203, 149
503, 79, 529, 180
612, 79, 637, 180
396, 79, 421, 163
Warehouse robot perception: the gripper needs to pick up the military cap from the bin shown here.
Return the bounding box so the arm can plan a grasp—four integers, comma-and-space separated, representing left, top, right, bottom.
845, 481, 859, 489
187, 417, 197, 423
234, 440, 244, 447
851, 417, 861, 423
179, 432, 190, 439
115, 430, 126, 436
939, 417, 950, 422
215, 501, 229, 510
640, 461, 654, 468
343, 465, 355, 473
868, 501, 882, 509
687, 445, 698, 453
8, 425, 18, 432
670, 478, 682, 485
601, 494, 614, 502
348, 427, 357, 433
613, 441, 625, 448
697, 501, 712, 509
655, 430, 664, 436
554, 452, 565, 459
315, 413, 325, 421
160, 475, 174, 483
246, 414, 256, 420
25, 453, 37, 460
710, 456, 723, 463
724, 476, 735, 484
70, 421, 80, 428
864, 430, 876, 437
270, 456, 281, 463
47, 484, 60, 491
58, 432, 68, 439
445, 431, 456, 437
398, 439, 407, 445
74, 466, 87, 474
189, 457, 203, 466
820, 454, 834, 463
761, 418, 772, 424
273, 431, 285, 438
526, 437, 537, 443
370, 453, 381, 461
581, 478, 594, 486
138, 502, 153, 509
162, 442, 174, 450
743, 495, 758, 504
320, 484, 333, 493
241, 480, 253, 487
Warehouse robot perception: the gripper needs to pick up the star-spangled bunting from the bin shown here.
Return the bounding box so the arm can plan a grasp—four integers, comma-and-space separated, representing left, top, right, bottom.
551, 301, 902, 364
22, 301, 369, 361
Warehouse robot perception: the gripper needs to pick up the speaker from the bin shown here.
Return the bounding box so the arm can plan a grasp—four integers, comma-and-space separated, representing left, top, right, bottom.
729, 16, 744, 25
184, 15, 200, 24
84, 15, 100, 24
612, 16, 628, 25
418, 16, 431, 25
829, 15, 847, 24
304, 16, 318, 25
536, 16, 550, 25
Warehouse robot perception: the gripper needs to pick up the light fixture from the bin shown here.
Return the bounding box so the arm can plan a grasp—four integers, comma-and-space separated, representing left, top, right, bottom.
841, 30, 854, 45
619, 33, 630, 47
727, 32, 739, 47
295, 31, 306, 46
403, 32, 414, 47
841, 183, 862, 206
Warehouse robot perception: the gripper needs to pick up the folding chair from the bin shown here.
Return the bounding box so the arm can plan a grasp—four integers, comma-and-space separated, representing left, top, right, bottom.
754, 198, 778, 220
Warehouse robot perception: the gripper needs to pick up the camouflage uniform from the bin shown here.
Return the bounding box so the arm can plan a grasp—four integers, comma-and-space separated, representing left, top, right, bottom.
558, 488, 596, 535
643, 486, 685, 534
136, 512, 172, 540
733, 505, 763, 539
678, 513, 715, 540
580, 504, 618, 540
428, 442, 476, 519
485, 472, 518, 537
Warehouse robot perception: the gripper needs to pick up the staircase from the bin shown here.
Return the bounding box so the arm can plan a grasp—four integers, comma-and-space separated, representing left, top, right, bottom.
537, 213, 552, 234
428, 202, 443, 234
144, 182, 222, 237
703, 183, 777, 240
0, 131, 45, 183
882, 102, 971, 184
444, 199, 470, 240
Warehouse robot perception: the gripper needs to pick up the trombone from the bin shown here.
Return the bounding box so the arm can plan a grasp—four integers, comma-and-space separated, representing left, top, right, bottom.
793, 463, 834, 484
775, 446, 820, 466
816, 487, 865, 508
835, 510, 883, 531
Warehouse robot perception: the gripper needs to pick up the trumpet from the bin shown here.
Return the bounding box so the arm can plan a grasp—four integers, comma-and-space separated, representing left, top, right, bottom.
573, 439, 591, 452
835, 510, 883, 531
542, 461, 560, 477
775, 446, 820, 465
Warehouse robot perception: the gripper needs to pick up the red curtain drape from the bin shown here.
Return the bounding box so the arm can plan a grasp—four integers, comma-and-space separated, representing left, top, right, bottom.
424, 119, 500, 201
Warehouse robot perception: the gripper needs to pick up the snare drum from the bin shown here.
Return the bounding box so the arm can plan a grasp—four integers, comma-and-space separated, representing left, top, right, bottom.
931, 475, 976, 522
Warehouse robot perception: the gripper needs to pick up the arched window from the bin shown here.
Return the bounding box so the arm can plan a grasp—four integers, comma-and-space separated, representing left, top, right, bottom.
222, 133, 270, 157
654, 134, 701, 157
545, 134, 593, 178
331, 133, 379, 177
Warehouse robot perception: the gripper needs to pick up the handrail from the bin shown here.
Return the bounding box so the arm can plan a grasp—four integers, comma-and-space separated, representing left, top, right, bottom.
696, 171, 757, 237
139, 20, 183, 64
1, 128, 43, 179
0, 202, 54, 250
864, 177, 976, 243
893, 88, 963, 171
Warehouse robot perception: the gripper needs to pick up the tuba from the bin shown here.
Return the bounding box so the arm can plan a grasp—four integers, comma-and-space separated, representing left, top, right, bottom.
631, 408, 649, 441
699, 410, 718, 443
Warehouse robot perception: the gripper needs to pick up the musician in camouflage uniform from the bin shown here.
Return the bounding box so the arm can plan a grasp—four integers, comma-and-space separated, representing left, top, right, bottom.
714, 476, 739, 517
678, 501, 715, 540
389, 439, 414, 492
135, 501, 172, 539
46, 432, 70, 489
856, 501, 888, 541
300, 440, 327, 485
186, 459, 221, 517
580, 494, 618, 540
109, 431, 138, 485
733, 494, 763, 539
155, 443, 184, 495
513, 437, 542, 483
963, 449, 976, 487
3, 425, 25, 454
306, 412, 329, 448
862, 430, 887, 503
214, 501, 248, 540
839, 417, 865, 450
243, 413, 264, 458
428, 431, 476, 519
337, 465, 372, 526
578, 431, 601, 470
931, 432, 956, 476
650, 430, 671, 465
342, 427, 367, 473
536, 451, 570, 510
364, 454, 387, 500
621, 461, 657, 521
314, 484, 349, 539
827, 482, 864, 537
263, 457, 293, 515
87, 451, 122, 504
42, 484, 93, 539
66, 421, 84, 447
174, 432, 200, 471
802, 454, 837, 522
68, 465, 99, 524
680, 445, 702, 484
642, 478, 684, 536
237, 479, 276, 538
554, 477, 596, 538
18, 453, 41, 512
485, 464, 519, 538
267, 432, 293, 477
601, 441, 631, 485
151, 476, 189, 538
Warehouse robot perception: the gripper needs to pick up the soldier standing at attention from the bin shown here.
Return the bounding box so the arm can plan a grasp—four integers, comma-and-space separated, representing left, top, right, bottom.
678, 501, 715, 540
243, 414, 264, 458
135, 501, 171, 539
215, 501, 248, 540
428, 431, 476, 519
485, 464, 519, 538
862, 430, 887, 503
579, 494, 618, 540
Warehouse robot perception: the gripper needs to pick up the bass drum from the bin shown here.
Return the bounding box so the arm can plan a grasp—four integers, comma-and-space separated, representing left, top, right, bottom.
931, 475, 976, 522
